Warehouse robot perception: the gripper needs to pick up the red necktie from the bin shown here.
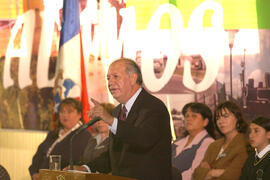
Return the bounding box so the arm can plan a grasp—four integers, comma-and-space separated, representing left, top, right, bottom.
119, 105, 127, 121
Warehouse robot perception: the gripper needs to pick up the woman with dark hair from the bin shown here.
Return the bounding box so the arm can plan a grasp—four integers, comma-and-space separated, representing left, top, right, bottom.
240, 116, 270, 180
214, 101, 248, 136
172, 102, 215, 180
29, 98, 91, 180
194, 101, 250, 180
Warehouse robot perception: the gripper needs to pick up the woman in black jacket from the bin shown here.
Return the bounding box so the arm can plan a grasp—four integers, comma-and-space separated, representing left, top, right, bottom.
29, 98, 91, 180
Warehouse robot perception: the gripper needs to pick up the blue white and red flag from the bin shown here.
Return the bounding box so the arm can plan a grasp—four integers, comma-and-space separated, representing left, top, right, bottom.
53, 0, 90, 128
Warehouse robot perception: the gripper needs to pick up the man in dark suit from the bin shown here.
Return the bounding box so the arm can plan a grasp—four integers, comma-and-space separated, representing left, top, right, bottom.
89, 58, 172, 180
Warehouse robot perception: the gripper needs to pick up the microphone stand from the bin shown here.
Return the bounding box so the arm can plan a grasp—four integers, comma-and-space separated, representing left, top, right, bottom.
69, 134, 75, 170
69, 117, 101, 170
69, 127, 85, 170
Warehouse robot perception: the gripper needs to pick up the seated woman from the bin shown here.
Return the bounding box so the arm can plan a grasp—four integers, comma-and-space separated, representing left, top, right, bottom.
240, 116, 270, 180
63, 103, 114, 173
82, 103, 114, 169
172, 102, 215, 180
193, 101, 249, 180
29, 98, 91, 180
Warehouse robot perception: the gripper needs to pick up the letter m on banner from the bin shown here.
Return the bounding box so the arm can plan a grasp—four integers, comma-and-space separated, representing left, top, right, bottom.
53, 0, 90, 128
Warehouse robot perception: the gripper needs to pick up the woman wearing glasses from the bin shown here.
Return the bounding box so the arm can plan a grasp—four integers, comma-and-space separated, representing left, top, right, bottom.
193, 101, 250, 180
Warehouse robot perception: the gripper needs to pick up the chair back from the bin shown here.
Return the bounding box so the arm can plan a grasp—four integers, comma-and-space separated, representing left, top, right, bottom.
0, 165, 10, 180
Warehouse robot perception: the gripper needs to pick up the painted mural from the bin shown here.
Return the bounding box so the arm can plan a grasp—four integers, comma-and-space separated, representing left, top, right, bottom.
0, 0, 269, 140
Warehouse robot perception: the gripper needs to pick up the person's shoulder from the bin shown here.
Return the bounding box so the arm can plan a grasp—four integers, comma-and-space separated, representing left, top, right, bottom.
135, 89, 169, 116
39, 130, 57, 143
234, 133, 250, 148
140, 88, 166, 106
47, 130, 54, 135
236, 133, 248, 141
173, 136, 187, 146
75, 128, 91, 140
264, 151, 270, 164
139, 88, 155, 99
247, 151, 256, 160
213, 137, 224, 143
47, 130, 56, 138
203, 136, 215, 145
81, 129, 91, 136
208, 137, 223, 148
243, 151, 255, 166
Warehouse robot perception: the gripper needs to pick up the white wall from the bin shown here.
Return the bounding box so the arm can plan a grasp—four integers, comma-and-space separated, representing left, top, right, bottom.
0, 129, 47, 180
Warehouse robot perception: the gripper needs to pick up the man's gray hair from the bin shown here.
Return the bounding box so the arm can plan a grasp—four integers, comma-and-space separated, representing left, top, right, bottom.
111, 58, 143, 85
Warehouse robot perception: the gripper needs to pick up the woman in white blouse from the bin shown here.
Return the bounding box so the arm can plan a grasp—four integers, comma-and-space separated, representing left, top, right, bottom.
172, 102, 215, 180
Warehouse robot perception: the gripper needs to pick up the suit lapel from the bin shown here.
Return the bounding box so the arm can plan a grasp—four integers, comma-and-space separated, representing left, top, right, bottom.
110, 104, 122, 166
111, 89, 149, 167
125, 89, 146, 125
112, 105, 122, 119
115, 89, 147, 166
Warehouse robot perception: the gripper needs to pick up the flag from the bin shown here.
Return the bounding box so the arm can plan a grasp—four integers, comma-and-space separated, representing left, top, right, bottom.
53, 0, 90, 128
79, 32, 90, 124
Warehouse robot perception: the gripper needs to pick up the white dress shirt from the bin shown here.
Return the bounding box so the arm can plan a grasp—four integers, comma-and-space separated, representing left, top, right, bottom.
256, 144, 270, 158
109, 87, 142, 134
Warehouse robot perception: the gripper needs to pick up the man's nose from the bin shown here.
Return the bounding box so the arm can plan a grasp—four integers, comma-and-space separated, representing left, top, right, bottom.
61, 113, 68, 117
185, 117, 191, 121
108, 79, 113, 85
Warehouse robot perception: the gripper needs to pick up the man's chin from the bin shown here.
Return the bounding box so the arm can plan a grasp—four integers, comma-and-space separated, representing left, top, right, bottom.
110, 93, 119, 100
112, 96, 123, 103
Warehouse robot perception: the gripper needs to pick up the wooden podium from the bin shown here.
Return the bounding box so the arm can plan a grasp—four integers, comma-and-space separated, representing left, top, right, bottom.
39, 169, 137, 180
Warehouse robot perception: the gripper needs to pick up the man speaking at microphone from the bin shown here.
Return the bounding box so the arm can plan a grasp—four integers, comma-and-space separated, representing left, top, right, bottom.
88, 58, 172, 180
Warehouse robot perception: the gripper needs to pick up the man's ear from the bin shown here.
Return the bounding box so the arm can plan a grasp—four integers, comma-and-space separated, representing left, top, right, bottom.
130, 73, 137, 85
266, 131, 270, 140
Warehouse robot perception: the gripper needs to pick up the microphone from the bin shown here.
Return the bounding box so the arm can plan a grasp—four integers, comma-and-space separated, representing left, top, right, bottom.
69, 117, 101, 170
74, 117, 102, 135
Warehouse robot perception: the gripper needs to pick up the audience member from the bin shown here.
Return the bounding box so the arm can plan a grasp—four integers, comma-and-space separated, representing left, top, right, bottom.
86, 58, 172, 180
240, 116, 270, 180
82, 103, 114, 165
172, 102, 215, 180
0, 165, 10, 180
64, 103, 114, 172
29, 98, 91, 180
193, 101, 249, 180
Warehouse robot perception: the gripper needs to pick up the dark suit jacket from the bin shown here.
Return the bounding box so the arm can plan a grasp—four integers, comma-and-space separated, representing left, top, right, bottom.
89, 88, 172, 180
29, 128, 91, 176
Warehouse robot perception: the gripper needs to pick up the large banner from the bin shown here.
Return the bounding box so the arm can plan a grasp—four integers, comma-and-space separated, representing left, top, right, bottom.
0, 0, 269, 139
